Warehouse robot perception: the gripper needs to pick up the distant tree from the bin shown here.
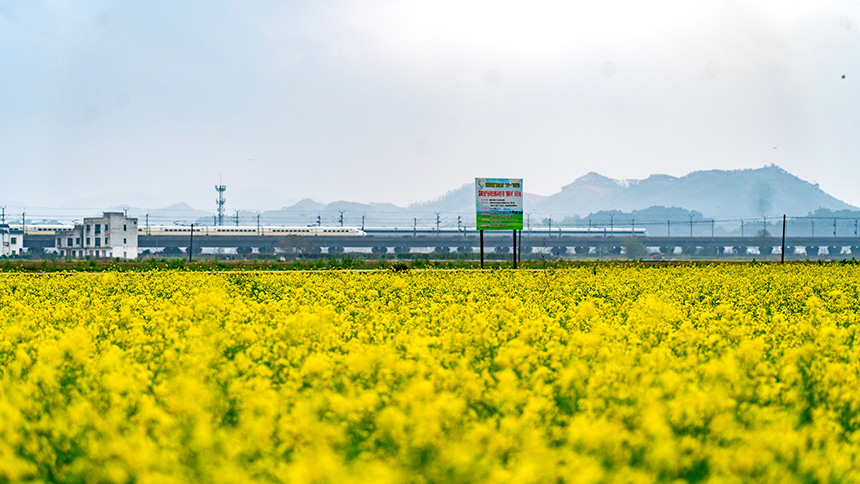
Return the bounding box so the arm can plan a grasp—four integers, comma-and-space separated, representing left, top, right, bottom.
277, 236, 315, 258
753, 229, 775, 257
621, 236, 647, 259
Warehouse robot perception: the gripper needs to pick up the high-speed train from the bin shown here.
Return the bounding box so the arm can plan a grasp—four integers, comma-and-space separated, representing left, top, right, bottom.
8, 223, 366, 237
139, 225, 366, 237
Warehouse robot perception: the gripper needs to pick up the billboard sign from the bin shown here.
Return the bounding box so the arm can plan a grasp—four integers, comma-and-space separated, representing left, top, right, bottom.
475, 178, 524, 230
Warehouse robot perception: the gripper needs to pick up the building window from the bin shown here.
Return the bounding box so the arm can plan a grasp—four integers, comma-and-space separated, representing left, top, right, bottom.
86, 237, 90, 245
95, 238, 101, 247
124, 224, 127, 231
105, 237, 109, 244
10, 237, 16, 244
67, 238, 73, 246
86, 225, 91, 233
123, 238, 127, 244
95, 225, 101, 234
75, 238, 80, 245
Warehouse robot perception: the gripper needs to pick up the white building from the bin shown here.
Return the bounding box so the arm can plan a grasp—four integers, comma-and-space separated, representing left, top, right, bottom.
0, 224, 24, 257
56, 212, 139, 259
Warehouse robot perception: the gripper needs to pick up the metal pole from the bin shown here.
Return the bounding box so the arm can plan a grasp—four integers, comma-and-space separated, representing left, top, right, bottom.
781, 215, 786, 264
480, 230, 484, 269
518, 229, 522, 262
189, 223, 194, 262
512, 229, 517, 269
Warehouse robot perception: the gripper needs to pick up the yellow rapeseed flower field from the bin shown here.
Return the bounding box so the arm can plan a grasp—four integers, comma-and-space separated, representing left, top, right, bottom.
1, 265, 860, 483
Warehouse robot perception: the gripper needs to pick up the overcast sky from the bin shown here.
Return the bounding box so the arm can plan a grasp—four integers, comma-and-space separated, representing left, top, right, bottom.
1, 0, 858, 215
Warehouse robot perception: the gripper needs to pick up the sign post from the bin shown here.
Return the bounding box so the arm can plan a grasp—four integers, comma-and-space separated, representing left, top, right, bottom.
475, 178, 524, 268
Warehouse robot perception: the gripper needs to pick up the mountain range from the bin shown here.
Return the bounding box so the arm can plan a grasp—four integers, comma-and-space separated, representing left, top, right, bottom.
247, 165, 855, 227
18, 166, 857, 228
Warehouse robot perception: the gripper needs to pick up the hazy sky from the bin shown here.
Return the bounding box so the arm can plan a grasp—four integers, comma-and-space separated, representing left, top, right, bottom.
2, 0, 858, 215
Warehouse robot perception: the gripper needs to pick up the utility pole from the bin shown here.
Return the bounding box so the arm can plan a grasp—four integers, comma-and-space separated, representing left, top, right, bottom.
146, 213, 150, 235
413, 217, 417, 237
812, 220, 815, 237
457, 215, 462, 234
339, 211, 344, 227
632, 218, 635, 233
22, 212, 25, 233
435, 212, 441, 233
834, 218, 837, 237
361, 215, 365, 231
235, 210, 240, 227
711, 219, 715, 237
1, 206, 5, 224
781, 215, 786, 264
316, 215, 321, 226
763, 216, 767, 235
257, 214, 261, 235
741, 220, 744, 238
667, 219, 670, 237
689, 214, 693, 237
189, 223, 194, 262
610, 214, 614, 233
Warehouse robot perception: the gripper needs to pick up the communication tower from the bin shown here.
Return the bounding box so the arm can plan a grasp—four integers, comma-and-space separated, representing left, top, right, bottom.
215, 182, 226, 226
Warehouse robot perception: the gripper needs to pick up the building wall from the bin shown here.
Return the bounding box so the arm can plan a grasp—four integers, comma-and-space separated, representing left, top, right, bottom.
55, 212, 139, 259
1, 225, 24, 256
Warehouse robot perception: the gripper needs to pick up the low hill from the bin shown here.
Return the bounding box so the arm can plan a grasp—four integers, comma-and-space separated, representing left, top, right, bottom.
536, 165, 855, 219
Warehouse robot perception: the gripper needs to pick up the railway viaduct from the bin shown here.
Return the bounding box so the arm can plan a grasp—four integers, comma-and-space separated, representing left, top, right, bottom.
24, 233, 860, 257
